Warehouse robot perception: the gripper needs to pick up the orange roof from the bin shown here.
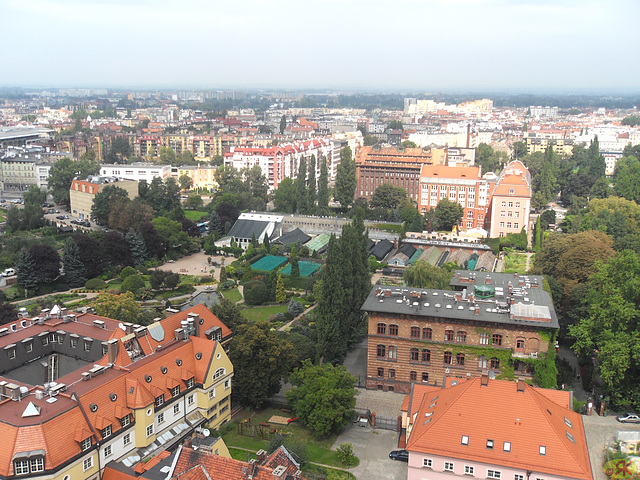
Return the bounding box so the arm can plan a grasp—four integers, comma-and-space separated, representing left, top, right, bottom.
406, 378, 592, 480
420, 164, 481, 180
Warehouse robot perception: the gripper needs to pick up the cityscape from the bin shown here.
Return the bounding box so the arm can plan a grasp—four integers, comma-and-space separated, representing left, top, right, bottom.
0, 1, 639, 480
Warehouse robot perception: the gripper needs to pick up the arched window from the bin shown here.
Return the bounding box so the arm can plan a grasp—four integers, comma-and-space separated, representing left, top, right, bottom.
456, 331, 467, 343
445, 330, 454, 341
376, 345, 386, 358
410, 348, 419, 361
422, 349, 431, 362
456, 353, 465, 366
492, 334, 503, 346
423, 328, 432, 340
213, 368, 226, 380
490, 357, 500, 369
410, 326, 420, 338
444, 351, 453, 364
479, 333, 490, 345
516, 338, 525, 351
478, 355, 487, 369
389, 324, 398, 336
388, 346, 397, 360
377, 323, 386, 335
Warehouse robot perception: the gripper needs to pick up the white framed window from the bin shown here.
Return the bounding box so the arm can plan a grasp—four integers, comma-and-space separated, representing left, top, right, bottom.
514, 475, 524, 480
465, 465, 474, 476
486, 439, 494, 449
104, 445, 112, 457
146, 424, 154, 437
8, 349, 15, 359
158, 412, 165, 424
188, 394, 194, 405
123, 433, 131, 446
444, 462, 454, 472
461, 435, 469, 445
84, 341, 91, 352
155, 394, 165, 407
81, 438, 91, 451
503, 441, 511, 452
174, 404, 180, 414
71, 337, 78, 348
14, 460, 29, 475
83, 457, 93, 472
120, 415, 130, 427
26, 342, 33, 353
29, 457, 44, 473
101, 425, 112, 438
488, 470, 501, 479
186, 377, 195, 388
539, 446, 546, 455
171, 386, 180, 397
224, 379, 230, 390
423, 458, 433, 468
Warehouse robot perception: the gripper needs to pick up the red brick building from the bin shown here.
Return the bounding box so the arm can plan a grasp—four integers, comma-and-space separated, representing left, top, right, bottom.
361, 271, 558, 394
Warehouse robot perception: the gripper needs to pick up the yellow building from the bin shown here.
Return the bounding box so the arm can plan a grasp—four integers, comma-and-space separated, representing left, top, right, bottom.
70, 177, 139, 220
171, 166, 219, 191
525, 137, 574, 156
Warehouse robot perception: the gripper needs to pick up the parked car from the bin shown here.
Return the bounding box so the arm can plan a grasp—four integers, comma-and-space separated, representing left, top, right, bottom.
617, 413, 640, 424
56, 215, 66, 220
389, 450, 409, 462
2, 268, 15, 277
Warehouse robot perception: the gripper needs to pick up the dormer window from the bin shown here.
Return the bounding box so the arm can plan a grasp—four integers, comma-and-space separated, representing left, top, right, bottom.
101, 425, 112, 439
120, 415, 131, 427
461, 435, 469, 445
155, 394, 165, 407
186, 377, 195, 389
81, 438, 91, 451
171, 386, 180, 397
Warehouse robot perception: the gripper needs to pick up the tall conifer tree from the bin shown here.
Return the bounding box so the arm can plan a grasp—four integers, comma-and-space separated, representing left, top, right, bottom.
318, 156, 329, 213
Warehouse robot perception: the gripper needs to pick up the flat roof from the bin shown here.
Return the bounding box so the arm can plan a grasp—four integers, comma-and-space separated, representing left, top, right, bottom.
0, 128, 53, 141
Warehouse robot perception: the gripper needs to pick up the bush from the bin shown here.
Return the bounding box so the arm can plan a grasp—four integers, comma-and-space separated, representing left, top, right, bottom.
336, 443, 357, 467
121, 275, 145, 295
120, 266, 137, 280
219, 279, 236, 290
199, 275, 213, 283
136, 264, 149, 275
288, 298, 305, 316
85, 278, 108, 290
244, 280, 268, 306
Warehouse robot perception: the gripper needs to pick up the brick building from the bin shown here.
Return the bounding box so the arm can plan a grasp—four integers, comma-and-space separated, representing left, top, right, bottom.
487, 160, 531, 238
362, 271, 558, 394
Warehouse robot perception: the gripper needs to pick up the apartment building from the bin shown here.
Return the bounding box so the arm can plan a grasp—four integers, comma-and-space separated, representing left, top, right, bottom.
0, 304, 233, 479
361, 270, 558, 394
100, 163, 171, 184
487, 160, 531, 238
70, 176, 139, 220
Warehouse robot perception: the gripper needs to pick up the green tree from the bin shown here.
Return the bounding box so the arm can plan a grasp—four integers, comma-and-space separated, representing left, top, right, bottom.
184, 195, 203, 210
178, 174, 193, 190
533, 216, 542, 252
62, 238, 86, 288
210, 297, 244, 332
91, 185, 129, 225
401, 140, 417, 148
275, 274, 286, 303
16, 249, 38, 293
433, 198, 464, 231
614, 156, 640, 203
587, 136, 606, 179
229, 323, 296, 408
121, 274, 145, 296
388, 120, 403, 130
404, 260, 453, 289
126, 229, 148, 265
286, 360, 358, 438
336, 443, 357, 467
308, 155, 316, 214
317, 156, 329, 213
23, 185, 47, 206
47, 157, 100, 206
244, 280, 268, 305
295, 157, 308, 214
369, 184, 407, 209
0, 300, 18, 325
280, 115, 287, 134
159, 146, 177, 163
273, 177, 297, 213
335, 146, 356, 209
91, 292, 140, 323
28, 244, 61, 285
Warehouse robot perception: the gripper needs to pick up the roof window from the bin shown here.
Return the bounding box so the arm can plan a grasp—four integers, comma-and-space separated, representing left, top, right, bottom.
461, 435, 469, 445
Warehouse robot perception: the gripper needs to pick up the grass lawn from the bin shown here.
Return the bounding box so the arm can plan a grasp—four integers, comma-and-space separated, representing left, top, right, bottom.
228, 447, 255, 462
184, 210, 208, 222
503, 253, 530, 274
221, 406, 357, 474
221, 287, 242, 303
241, 297, 306, 323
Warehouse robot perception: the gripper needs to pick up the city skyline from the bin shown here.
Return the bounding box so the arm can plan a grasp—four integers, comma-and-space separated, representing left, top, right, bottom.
1, 0, 639, 94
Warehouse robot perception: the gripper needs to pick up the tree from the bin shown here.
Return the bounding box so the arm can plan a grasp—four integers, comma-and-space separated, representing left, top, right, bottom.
614, 156, 640, 203
276, 274, 286, 303
23, 185, 47, 206
404, 261, 453, 289
91, 185, 129, 225
533, 217, 542, 252
433, 198, 464, 231
273, 177, 297, 213
28, 244, 61, 285
334, 146, 356, 209
121, 274, 145, 295
295, 157, 308, 214
587, 136, 606, 179
369, 184, 407, 209
91, 292, 140, 323
16, 249, 38, 292
73, 233, 106, 278
388, 119, 403, 130
318, 156, 329, 213
159, 146, 177, 163
290, 257, 300, 279
244, 280, 268, 305
62, 238, 86, 288
308, 155, 316, 214
149, 270, 180, 290
138, 221, 165, 258
0, 300, 18, 325
184, 195, 203, 210
210, 297, 244, 332
279, 115, 287, 134
229, 323, 296, 408
126, 229, 148, 265
103, 231, 133, 267
178, 174, 193, 190
47, 157, 100, 206
286, 360, 358, 438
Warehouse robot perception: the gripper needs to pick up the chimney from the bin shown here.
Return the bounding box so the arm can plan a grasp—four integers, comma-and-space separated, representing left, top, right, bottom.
485, 275, 491, 285
272, 465, 287, 479
93, 320, 105, 329
189, 313, 200, 337
165, 308, 180, 318
107, 339, 118, 364
480, 374, 489, 386
517, 378, 526, 392
6, 383, 20, 401
0, 380, 6, 398
474, 306, 480, 315
256, 449, 267, 464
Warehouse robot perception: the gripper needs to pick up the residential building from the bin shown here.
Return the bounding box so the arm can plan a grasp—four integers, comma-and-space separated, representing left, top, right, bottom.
70, 176, 139, 220
525, 137, 574, 156
361, 270, 558, 394
355, 145, 446, 203
402, 377, 592, 480
222, 212, 284, 250
100, 163, 171, 184
487, 160, 531, 238
0, 155, 37, 192
529, 106, 559, 118
170, 165, 219, 191
0, 304, 233, 479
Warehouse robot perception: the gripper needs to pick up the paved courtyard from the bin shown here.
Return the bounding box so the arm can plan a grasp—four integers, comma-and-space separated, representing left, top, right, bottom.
332, 423, 407, 480
583, 414, 640, 480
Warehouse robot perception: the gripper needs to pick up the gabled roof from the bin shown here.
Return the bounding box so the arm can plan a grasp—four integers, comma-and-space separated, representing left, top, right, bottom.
227, 219, 270, 240
370, 239, 394, 261
274, 228, 312, 246
406, 378, 592, 480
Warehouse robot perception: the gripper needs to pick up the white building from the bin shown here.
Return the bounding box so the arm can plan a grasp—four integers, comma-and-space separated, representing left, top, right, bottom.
99, 162, 172, 183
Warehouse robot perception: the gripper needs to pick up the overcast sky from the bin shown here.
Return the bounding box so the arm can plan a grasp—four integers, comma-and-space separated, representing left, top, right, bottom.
1, 0, 638, 93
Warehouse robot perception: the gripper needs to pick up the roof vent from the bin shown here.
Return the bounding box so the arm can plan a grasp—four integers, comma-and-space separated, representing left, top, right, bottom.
82, 372, 92, 381
517, 378, 525, 392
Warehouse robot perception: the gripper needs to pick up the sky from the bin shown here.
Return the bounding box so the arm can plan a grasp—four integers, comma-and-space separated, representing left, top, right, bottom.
1, 0, 639, 93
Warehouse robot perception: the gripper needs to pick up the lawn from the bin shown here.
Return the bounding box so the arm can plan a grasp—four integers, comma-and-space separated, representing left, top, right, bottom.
221, 287, 242, 303
241, 297, 306, 323
184, 210, 208, 222
503, 253, 531, 274
221, 406, 357, 476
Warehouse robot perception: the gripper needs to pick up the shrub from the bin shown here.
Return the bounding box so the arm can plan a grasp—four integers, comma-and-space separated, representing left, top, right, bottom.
121, 275, 145, 295
219, 279, 236, 290
288, 298, 305, 316
136, 264, 149, 275
120, 266, 137, 280
244, 280, 268, 306
199, 275, 213, 283
85, 278, 108, 290
336, 443, 357, 467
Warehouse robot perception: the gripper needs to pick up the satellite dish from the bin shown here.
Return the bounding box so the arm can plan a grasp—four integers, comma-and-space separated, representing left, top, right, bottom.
488, 371, 496, 379
118, 323, 126, 331
202, 429, 210, 437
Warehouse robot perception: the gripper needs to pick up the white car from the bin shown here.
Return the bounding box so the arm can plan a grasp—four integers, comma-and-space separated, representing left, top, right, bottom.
2, 268, 15, 277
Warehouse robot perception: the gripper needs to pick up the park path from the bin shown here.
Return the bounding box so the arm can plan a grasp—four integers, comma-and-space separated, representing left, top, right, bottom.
278, 304, 316, 331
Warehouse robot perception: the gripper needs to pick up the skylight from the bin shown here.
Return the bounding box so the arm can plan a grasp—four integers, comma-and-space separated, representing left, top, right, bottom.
503, 442, 511, 452
566, 432, 575, 443
487, 440, 494, 449
539, 446, 546, 455
461, 435, 469, 445
564, 417, 573, 429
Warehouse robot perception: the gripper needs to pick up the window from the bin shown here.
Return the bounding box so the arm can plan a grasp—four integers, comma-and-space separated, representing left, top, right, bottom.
422, 372, 429, 383
186, 377, 195, 388
507, 222, 512, 229
71, 337, 78, 348
120, 414, 130, 427
539, 446, 546, 455
410, 326, 420, 338
158, 412, 165, 424
500, 211, 505, 217
508, 201, 513, 207
423, 328, 432, 339
42, 337, 48, 346
377, 367, 384, 377
104, 445, 112, 457
444, 462, 454, 472
146, 424, 154, 437
487, 439, 494, 449
444, 351, 453, 364
84, 341, 91, 352
188, 394, 194, 405
123, 433, 131, 446
504, 442, 511, 452
377, 323, 386, 335
514, 223, 519, 229
155, 395, 165, 407
389, 369, 395, 379
445, 330, 454, 341
490, 357, 500, 369
14, 460, 29, 475
465, 466, 475, 476
209, 388, 216, 400
29, 457, 44, 473
8, 349, 15, 359
386, 345, 397, 360
492, 334, 502, 346
456, 331, 467, 343
81, 438, 91, 451
515, 202, 520, 208
507, 211, 513, 217
461, 435, 469, 445
26, 342, 32, 353
488, 470, 501, 479
410, 371, 417, 381
174, 403, 181, 414
516, 338, 525, 350
389, 324, 398, 336
377, 345, 386, 358
456, 353, 465, 366
83, 457, 93, 472
499, 222, 505, 228
423, 458, 433, 468
410, 348, 419, 361
514, 475, 524, 480
171, 385, 180, 397
479, 333, 489, 345
101, 425, 112, 438
213, 368, 226, 380
422, 349, 431, 362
